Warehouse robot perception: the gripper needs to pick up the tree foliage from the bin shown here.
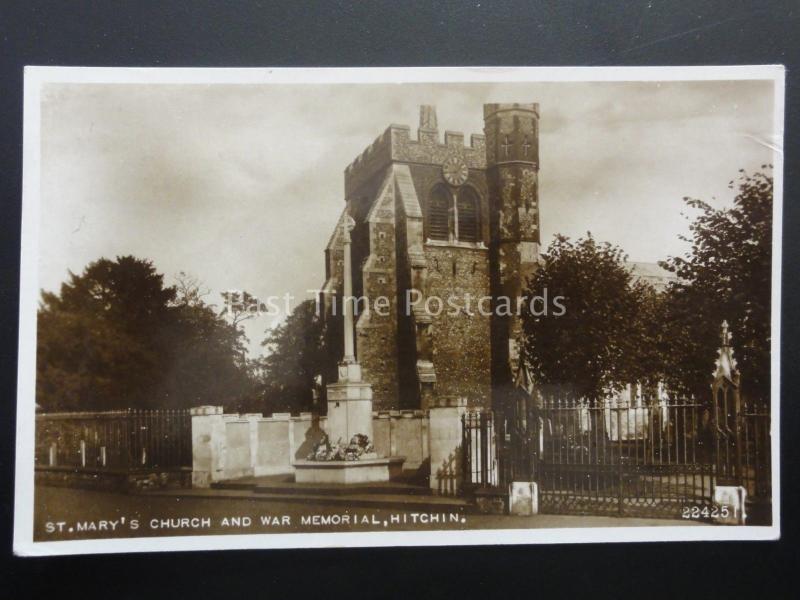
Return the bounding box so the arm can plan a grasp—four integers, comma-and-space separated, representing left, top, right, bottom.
521, 235, 662, 400
661, 168, 772, 399
256, 299, 336, 414
36, 256, 255, 411
521, 168, 773, 403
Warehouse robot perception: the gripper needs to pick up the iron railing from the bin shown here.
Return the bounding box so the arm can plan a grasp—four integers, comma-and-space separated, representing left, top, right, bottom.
461, 411, 498, 489
531, 396, 715, 518
35, 409, 192, 472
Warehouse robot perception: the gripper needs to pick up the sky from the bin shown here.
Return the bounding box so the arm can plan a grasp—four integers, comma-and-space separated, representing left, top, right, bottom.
38, 79, 777, 355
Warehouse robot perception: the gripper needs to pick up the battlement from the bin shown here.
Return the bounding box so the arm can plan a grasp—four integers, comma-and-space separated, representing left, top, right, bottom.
344, 106, 487, 199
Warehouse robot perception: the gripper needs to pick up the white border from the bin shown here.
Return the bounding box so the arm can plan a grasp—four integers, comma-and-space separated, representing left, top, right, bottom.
14, 66, 784, 556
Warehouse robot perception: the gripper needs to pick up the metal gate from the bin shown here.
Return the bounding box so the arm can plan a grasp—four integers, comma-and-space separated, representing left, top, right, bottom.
462, 324, 772, 522
462, 391, 771, 520
531, 396, 715, 518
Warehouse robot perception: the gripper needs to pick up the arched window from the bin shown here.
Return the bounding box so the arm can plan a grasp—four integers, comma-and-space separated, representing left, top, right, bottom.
456, 188, 480, 242
428, 188, 451, 241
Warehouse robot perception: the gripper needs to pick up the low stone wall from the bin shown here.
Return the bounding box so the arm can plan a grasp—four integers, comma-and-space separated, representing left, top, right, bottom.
35, 466, 191, 492
191, 407, 331, 486
372, 410, 428, 474
191, 404, 463, 492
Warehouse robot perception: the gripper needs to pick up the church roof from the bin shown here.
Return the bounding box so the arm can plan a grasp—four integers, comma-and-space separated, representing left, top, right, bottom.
325, 207, 348, 252
627, 261, 677, 291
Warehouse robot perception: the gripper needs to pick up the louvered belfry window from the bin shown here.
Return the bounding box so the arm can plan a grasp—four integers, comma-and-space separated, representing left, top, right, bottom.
456, 189, 479, 242
428, 189, 450, 241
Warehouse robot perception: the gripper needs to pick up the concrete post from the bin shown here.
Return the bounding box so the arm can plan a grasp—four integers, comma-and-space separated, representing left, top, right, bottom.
713, 485, 748, 525
428, 396, 467, 495
190, 406, 225, 488
242, 413, 262, 475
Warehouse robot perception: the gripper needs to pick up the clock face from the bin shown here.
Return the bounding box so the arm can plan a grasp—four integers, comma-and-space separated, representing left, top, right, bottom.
442, 155, 469, 186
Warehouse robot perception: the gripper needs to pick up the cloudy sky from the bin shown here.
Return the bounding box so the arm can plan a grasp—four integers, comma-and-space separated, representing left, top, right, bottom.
39, 78, 777, 355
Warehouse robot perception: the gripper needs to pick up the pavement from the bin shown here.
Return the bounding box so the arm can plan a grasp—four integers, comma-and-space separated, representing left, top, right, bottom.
146, 475, 471, 511
33, 484, 706, 543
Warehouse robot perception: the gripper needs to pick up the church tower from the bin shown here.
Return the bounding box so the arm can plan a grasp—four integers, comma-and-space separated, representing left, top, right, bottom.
484, 103, 541, 407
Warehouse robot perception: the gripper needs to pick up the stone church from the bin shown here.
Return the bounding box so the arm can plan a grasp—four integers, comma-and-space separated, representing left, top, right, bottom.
320, 103, 542, 413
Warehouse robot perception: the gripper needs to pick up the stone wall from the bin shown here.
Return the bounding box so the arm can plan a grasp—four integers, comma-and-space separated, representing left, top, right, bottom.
423, 243, 492, 408
356, 173, 401, 410
191, 405, 464, 494
372, 410, 428, 473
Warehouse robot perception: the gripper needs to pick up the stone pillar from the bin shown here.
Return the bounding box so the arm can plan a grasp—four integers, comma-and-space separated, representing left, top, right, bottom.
509, 481, 539, 516
327, 212, 375, 445
190, 405, 225, 488
342, 212, 356, 364
242, 413, 262, 475
714, 485, 748, 525
428, 396, 467, 495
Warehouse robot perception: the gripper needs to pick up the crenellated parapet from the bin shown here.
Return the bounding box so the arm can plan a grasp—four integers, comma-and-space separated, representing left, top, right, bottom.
344, 109, 486, 199
389, 126, 485, 170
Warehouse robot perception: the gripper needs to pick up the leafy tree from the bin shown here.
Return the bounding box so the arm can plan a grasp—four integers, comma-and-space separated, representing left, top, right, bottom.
661, 168, 773, 400
219, 290, 260, 328
157, 283, 255, 411
36, 256, 255, 411
520, 234, 662, 401
256, 299, 334, 414
37, 256, 175, 410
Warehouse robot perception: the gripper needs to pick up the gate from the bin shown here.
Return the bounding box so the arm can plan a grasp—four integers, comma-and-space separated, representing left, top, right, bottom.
461, 411, 498, 488
461, 324, 772, 521
740, 399, 772, 523
531, 396, 715, 518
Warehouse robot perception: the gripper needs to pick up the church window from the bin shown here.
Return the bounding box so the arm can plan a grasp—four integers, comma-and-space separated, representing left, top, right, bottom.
456, 188, 480, 242
428, 188, 451, 241
428, 185, 481, 243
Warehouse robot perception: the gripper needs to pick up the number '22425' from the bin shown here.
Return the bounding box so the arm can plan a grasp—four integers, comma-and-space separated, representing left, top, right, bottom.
682, 505, 730, 519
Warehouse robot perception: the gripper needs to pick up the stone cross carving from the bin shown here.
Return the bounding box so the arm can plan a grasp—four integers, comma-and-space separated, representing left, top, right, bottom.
721, 320, 731, 346
522, 136, 531, 157
714, 320, 738, 382
502, 135, 512, 157
341, 214, 356, 238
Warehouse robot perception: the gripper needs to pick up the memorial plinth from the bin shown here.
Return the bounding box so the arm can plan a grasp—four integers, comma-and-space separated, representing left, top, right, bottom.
326, 362, 374, 444
294, 361, 406, 483
296, 211, 404, 483
294, 456, 405, 484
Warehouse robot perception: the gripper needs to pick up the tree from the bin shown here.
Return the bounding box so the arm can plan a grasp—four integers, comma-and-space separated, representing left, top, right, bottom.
157, 283, 256, 411
520, 234, 662, 401
661, 168, 773, 400
256, 299, 333, 414
37, 256, 176, 410
36, 256, 255, 411
219, 290, 260, 328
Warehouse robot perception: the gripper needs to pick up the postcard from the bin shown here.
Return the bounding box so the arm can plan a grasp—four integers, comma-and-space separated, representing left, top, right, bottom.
14, 66, 783, 555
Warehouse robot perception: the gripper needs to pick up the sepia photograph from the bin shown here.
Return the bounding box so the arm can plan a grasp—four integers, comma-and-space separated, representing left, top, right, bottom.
14, 66, 783, 555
